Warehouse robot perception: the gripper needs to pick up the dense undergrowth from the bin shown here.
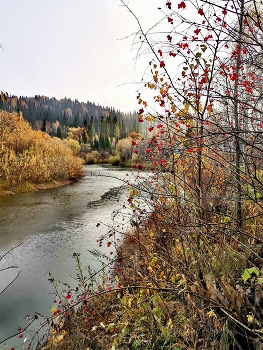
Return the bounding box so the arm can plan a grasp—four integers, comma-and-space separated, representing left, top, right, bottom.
0, 110, 84, 195
37, 151, 263, 349
39, 192, 263, 349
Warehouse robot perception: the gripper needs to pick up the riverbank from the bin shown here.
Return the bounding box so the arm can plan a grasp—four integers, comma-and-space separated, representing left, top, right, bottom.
39, 195, 263, 349
5, 161, 261, 349
0, 179, 79, 196
0, 110, 84, 198
0, 161, 151, 197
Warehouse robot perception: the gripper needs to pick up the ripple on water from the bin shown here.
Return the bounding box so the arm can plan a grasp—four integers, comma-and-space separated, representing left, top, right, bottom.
0, 165, 142, 347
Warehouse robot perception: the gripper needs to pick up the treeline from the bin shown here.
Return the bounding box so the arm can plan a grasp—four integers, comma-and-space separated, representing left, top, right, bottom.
0, 110, 83, 195
0, 92, 144, 141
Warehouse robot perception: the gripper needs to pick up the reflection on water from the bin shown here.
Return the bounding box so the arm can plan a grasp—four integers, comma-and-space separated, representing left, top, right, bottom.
0, 164, 134, 348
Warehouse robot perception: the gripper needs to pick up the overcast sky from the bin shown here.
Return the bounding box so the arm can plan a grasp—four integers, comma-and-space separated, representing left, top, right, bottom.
0, 0, 161, 112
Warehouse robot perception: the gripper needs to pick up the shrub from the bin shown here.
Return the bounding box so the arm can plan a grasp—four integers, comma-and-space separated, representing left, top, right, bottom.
108, 154, 121, 165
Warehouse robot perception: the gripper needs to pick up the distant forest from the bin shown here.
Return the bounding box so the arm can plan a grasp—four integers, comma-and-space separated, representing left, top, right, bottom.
0, 92, 145, 147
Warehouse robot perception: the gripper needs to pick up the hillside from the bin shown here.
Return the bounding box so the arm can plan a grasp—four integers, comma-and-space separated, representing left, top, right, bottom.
0, 92, 143, 139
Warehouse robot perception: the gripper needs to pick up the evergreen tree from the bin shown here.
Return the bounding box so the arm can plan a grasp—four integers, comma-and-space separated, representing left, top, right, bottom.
113, 116, 120, 142
120, 120, 127, 139
57, 125, 63, 139
88, 116, 95, 146
62, 111, 69, 126
42, 118, 46, 132
93, 137, 99, 149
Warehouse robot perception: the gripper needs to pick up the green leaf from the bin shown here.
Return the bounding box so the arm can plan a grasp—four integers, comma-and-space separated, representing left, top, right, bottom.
122, 325, 128, 335
106, 323, 115, 332
242, 267, 260, 282
248, 267, 260, 276
242, 269, 251, 282
258, 277, 263, 284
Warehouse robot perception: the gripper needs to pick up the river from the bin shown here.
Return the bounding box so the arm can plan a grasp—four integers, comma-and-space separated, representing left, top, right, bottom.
0, 164, 136, 349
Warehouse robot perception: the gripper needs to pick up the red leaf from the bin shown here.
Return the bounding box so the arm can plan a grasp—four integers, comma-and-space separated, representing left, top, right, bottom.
166, 1, 172, 9
204, 34, 213, 41
178, 1, 186, 9
160, 61, 165, 68
198, 8, 204, 15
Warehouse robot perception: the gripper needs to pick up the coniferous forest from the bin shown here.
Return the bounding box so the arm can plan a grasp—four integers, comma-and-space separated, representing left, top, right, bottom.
0, 92, 143, 141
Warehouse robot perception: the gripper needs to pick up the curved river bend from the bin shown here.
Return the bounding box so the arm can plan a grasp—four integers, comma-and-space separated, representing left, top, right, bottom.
0, 165, 134, 349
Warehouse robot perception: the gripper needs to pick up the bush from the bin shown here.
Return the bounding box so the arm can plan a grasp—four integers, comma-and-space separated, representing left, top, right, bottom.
85, 151, 100, 164
108, 154, 121, 165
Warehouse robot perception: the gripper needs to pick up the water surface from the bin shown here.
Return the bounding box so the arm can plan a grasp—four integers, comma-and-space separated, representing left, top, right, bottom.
0, 164, 133, 348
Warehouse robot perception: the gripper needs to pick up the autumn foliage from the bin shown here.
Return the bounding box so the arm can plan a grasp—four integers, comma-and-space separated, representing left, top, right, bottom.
8, 0, 263, 349
0, 110, 83, 194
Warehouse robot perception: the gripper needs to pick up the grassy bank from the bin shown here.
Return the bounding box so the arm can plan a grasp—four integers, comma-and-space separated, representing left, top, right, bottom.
38, 200, 263, 349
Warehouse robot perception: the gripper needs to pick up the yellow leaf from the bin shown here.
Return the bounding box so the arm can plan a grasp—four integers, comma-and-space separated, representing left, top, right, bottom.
207, 309, 217, 318
247, 315, 254, 323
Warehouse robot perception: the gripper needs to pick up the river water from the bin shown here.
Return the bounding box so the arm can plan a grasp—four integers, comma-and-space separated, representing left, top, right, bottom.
0, 164, 136, 349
